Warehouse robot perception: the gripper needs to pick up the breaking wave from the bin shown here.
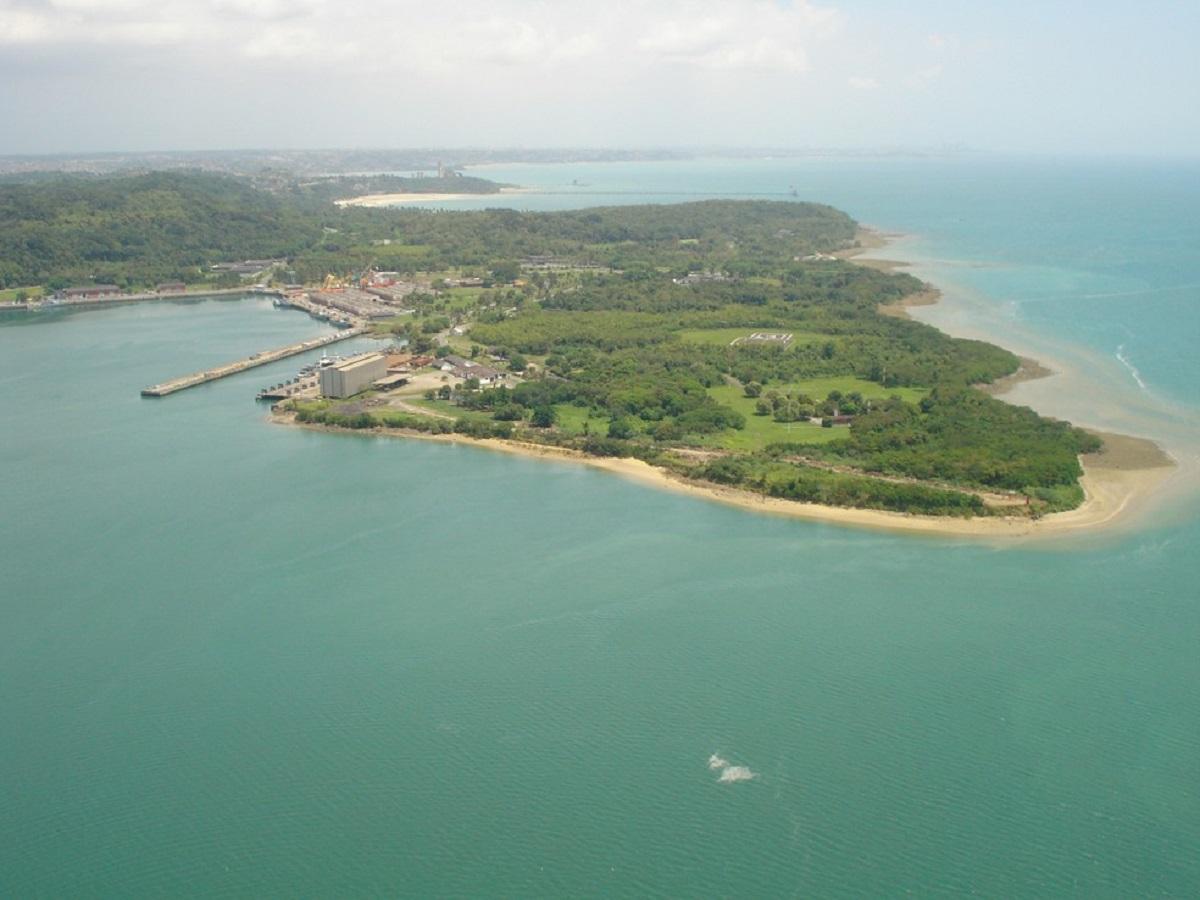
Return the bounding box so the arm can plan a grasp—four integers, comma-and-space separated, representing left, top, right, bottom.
707, 754, 729, 771
717, 766, 757, 783
1116, 344, 1149, 392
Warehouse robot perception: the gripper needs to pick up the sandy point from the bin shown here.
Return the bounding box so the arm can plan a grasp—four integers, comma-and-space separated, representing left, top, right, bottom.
271, 412, 1177, 542
335, 187, 530, 207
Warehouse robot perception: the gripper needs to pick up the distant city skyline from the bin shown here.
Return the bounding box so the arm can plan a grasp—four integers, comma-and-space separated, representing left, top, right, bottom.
2, 0, 1197, 157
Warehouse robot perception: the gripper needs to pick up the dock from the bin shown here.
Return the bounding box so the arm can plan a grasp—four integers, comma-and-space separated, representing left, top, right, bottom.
140, 326, 366, 397
256, 373, 321, 402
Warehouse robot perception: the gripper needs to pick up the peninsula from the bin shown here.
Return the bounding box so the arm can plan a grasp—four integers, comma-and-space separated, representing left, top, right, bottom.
0, 171, 1172, 533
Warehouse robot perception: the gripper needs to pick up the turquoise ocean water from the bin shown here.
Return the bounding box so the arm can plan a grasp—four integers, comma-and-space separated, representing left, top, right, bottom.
2, 159, 1198, 896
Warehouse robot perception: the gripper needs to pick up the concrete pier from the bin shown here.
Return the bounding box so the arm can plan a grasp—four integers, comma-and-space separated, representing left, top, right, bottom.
141, 326, 366, 397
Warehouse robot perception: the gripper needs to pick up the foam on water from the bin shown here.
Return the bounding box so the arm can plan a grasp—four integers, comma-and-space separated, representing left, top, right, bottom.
709, 754, 756, 783
1115, 344, 1149, 391
718, 766, 757, 784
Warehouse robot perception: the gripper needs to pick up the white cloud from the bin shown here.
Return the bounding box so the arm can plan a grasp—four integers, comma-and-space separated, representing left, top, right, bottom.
636, 2, 839, 72
215, 0, 324, 20
1, 0, 204, 46
0, 0, 841, 74
451, 16, 600, 67
242, 24, 355, 61
848, 75, 879, 90
905, 63, 943, 89
926, 32, 959, 52
0, 8, 56, 43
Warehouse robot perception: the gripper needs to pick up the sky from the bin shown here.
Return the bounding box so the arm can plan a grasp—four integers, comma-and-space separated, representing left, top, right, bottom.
1, 0, 1198, 156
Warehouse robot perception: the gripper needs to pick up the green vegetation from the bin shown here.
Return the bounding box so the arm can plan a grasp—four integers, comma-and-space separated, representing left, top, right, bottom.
698, 455, 988, 517
0, 170, 509, 290
0, 172, 319, 290
679, 327, 823, 347
695, 381, 920, 452
8, 170, 1098, 517
278, 174, 508, 208
0, 286, 45, 303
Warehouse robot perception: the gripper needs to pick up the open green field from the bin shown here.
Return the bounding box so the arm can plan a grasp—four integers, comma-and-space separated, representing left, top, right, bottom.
747, 377, 927, 404
0, 286, 45, 302
440, 287, 486, 313
553, 404, 613, 437
678, 327, 828, 347
369, 314, 416, 334
697, 378, 928, 451
407, 398, 492, 423
696, 412, 848, 451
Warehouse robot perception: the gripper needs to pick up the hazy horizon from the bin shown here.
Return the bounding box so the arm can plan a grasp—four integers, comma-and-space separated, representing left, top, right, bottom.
3, 0, 1198, 158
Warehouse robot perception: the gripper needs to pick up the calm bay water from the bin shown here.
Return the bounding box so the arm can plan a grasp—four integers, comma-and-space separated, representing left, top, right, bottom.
2, 159, 1199, 896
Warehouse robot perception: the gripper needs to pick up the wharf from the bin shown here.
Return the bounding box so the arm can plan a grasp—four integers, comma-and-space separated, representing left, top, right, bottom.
277, 294, 356, 327
15, 286, 278, 311
141, 326, 366, 397
257, 373, 321, 401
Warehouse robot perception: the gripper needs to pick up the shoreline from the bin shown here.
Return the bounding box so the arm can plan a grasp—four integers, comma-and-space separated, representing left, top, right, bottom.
267, 225, 1179, 540
335, 187, 529, 207
271, 412, 1174, 541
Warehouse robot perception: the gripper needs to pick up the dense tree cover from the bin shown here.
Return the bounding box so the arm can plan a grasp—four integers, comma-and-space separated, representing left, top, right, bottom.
699, 455, 987, 517
0, 172, 320, 289
470, 310, 675, 352
320, 199, 857, 275
0, 172, 859, 290
813, 391, 1101, 492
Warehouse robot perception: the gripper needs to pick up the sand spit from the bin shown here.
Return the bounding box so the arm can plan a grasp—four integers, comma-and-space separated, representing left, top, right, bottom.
272, 412, 1174, 541
978, 357, 1055, 396
335, 188, 529, 207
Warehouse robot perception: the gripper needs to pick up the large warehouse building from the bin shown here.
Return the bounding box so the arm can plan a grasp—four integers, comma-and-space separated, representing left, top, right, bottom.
318, 353, 387, 399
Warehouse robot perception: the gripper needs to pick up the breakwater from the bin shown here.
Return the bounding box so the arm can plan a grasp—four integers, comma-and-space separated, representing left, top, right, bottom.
140, 326, 366, 397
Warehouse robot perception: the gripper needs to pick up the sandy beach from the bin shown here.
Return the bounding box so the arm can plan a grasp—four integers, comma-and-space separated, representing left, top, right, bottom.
273, 410, 1176, 541
335, 188, 528, 207
270, 226, 1180, 540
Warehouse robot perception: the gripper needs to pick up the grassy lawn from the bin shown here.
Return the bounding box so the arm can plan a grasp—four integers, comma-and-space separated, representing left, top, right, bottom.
440, 287, 486, 313
408, 398, 493, 423
697, 413, 849, 451
678, 327, 828, 347
748, 377, 928, 404
699, 378, 928, 451
0, 286, 45, 302
369, 314, 415, 334
553, 404, 612, 436
441, 334, 476, 355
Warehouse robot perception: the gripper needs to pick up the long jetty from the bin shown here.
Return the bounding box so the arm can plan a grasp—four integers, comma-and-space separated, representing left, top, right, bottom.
140, 326, 366, 397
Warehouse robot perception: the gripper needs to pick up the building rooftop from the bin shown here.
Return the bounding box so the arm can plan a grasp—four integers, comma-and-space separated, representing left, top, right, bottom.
335, 353, 385, 373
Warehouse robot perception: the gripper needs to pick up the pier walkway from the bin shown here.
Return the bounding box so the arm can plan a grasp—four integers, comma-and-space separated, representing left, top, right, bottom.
141, 326, 366, 397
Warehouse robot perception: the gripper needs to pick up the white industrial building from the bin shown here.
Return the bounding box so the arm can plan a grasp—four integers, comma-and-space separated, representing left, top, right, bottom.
319, 353, 388, 398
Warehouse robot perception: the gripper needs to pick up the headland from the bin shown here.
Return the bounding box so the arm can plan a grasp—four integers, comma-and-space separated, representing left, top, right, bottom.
267, 224, 1178, 540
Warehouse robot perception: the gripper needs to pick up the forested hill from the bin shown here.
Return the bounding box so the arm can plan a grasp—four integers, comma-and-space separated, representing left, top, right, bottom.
0, 172, 320, 289
0, 171, 854, 289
